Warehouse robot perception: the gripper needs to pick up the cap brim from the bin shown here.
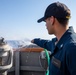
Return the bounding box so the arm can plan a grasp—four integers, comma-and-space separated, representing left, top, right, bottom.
37, 17, 45, 23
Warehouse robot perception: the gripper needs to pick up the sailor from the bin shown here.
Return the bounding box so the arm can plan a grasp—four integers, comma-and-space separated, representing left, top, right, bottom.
31, 2, 76, 75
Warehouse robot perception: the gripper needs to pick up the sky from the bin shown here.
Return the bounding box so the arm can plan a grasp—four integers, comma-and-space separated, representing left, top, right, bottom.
0, 0, 76, 40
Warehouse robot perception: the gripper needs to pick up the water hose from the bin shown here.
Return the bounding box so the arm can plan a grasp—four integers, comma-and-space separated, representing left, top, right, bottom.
44, 49, 50, 75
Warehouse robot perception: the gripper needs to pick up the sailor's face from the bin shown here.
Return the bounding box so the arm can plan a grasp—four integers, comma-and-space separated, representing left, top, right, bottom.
45, 17, 54, 34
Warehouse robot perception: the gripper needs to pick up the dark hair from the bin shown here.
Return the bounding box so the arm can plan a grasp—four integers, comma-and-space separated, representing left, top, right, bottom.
56, 18, 69, 26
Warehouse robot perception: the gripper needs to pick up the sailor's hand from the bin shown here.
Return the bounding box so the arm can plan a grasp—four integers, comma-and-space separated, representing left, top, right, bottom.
31, 39, 34, 43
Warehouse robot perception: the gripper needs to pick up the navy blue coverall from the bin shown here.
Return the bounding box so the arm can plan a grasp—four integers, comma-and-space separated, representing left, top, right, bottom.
33, 27, 76, 75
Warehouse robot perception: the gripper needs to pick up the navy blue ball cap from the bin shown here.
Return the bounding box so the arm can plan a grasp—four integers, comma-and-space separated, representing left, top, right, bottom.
37, 2, 71, 23
37, 17, 45, 23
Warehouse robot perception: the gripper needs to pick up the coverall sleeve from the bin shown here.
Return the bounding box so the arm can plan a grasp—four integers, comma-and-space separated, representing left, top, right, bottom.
33, 38, 55, 52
